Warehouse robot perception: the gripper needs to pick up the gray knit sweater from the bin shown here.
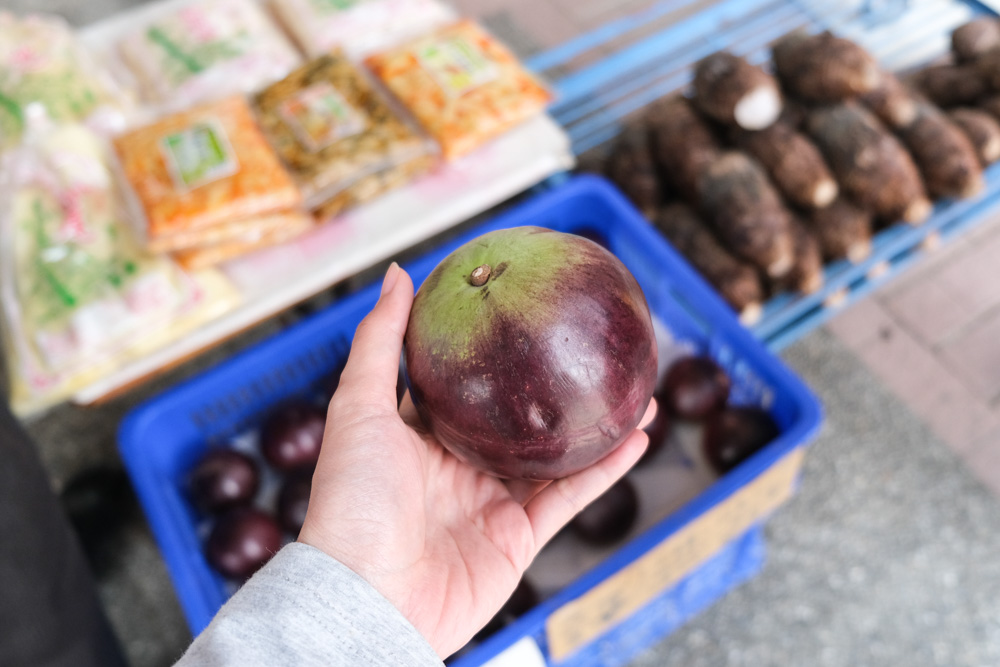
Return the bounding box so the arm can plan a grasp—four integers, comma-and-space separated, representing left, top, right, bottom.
175, 543, 444, 666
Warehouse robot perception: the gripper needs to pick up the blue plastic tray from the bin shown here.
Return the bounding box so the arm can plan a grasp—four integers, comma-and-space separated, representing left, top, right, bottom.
119, 176, 822, 660
528, 0, 1000, 351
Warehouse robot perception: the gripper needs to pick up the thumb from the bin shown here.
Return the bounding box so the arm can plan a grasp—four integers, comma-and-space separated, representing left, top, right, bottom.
335, 262, 414, 413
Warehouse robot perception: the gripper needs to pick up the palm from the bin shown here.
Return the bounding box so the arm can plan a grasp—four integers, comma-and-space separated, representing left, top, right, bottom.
298, 265, 652, 659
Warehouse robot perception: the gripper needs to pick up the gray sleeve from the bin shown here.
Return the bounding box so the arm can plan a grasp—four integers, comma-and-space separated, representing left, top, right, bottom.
175, 542, 444, 667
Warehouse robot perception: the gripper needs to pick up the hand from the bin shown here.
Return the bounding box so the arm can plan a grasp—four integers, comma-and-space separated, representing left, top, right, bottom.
298, 263, 655, 658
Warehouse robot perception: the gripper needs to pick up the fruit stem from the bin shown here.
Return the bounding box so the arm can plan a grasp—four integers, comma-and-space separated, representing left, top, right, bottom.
470, 264, 492, 286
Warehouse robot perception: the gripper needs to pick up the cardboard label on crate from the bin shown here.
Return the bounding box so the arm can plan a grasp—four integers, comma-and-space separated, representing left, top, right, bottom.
545, 448, 805, 662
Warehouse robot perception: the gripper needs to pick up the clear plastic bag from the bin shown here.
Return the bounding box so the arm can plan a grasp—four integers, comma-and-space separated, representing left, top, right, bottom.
252, 53, 436, 213
0, 12, 133, 150
0, 112, 189, 400
271, 0, 456, 59
365, 20, 553, 161
112, 95, 303, 252
118, 0, 302, 108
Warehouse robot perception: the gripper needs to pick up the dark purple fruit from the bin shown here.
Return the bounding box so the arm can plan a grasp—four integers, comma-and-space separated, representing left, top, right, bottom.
277, 471, 312, 535
661, 356, 731, 420
187, 449, 260, 514
205, 507, 283, 580
474, 578, 539, 642
569, 476, 639, 545
260, 401, 326, 471
404, 227, 658, 480
703, 406, 780, 474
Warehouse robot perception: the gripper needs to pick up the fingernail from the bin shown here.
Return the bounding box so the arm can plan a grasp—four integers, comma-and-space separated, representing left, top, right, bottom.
381, 262, 400, 297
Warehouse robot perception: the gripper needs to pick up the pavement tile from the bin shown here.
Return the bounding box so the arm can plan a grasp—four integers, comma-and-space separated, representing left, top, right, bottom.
852, 320, 947, 412
824, 297, 897, 350
938, 307, 1000, 402
877, 276, 975, 347
958, 428, 1000, 497
912, 372, 1000, 456
935, 230, 1000, 321
851, 319, 1000, 452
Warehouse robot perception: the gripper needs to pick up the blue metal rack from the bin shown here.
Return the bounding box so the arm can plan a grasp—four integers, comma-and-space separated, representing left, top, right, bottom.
526, 0, 1000, 352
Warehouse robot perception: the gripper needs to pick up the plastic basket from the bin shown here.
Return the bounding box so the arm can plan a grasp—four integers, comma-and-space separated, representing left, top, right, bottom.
119, 175, 823, 660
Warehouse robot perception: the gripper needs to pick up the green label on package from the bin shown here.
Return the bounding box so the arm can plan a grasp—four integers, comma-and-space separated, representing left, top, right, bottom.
417, 36, 498, 98
161, 120, 238, 189
308, 0, 364, 14
279, 82, 367, 152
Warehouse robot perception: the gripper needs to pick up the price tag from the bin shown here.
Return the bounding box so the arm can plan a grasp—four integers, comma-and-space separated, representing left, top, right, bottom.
545, 448, 805, 661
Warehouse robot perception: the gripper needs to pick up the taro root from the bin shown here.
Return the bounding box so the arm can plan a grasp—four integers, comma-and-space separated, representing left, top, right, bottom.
569, 476, 640, 546
692, 52, 782, 130
953, 17, 1000, 63
697, 151, 796, 278
187, 449, 260, 515
653, 203, 764, 323
205, 507, 284, 580
703, 406, 780, 475
803, 196, 873, 264
660, 355, 731, 421
730, 120, 838, 209
404, 227, 658, 481
860, 71, 918, 129
897, 103, 983, 200
978, 94, 1000, 122
604, 123, 662, 217
260, 401, 327, 472
914, 64, 987, 108
949, 107, 1000, 166
772, 30, 881, 103
806, 103, 931, 224
772, 217, 825, 295
646, 96, 721, 203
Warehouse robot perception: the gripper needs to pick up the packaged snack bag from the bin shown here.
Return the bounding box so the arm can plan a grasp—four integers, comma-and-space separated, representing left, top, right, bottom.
366, 20, 553, 161
271, 0, 455, 59
252, 53, 436, 214
0, 113, 191, 399
118, 0, 302, 107
112, 95, 303, 252
0, 12, 132, 149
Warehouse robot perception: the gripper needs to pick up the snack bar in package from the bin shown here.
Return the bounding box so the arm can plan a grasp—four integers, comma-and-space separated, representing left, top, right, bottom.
0, 114, 194, 410
271, 0, 455, 59
0, 12, 132, 149
118, 0, 302, 107
366, 20, 553, 161
252, 53, 436, 218
113, 95, 305, 256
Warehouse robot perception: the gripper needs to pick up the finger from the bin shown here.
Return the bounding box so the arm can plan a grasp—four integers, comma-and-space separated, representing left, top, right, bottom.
336, 263, 415, 413
523, 429, 649, 552
505, 479, 551, 506
638, 398, 657, 430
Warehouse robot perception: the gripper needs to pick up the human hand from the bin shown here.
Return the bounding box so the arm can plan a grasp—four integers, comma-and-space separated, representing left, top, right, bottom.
298, 263, 656, 658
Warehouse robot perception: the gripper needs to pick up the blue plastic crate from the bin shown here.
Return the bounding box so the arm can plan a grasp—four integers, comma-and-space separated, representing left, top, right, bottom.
119, 176, 823, 660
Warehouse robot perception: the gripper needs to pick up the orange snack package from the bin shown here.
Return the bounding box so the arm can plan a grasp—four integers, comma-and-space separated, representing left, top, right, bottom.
365, 20, 553, 161
113, 95, 302, 252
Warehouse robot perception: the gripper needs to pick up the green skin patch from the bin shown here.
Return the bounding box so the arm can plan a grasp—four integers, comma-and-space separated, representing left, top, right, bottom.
408, 227, 586, 362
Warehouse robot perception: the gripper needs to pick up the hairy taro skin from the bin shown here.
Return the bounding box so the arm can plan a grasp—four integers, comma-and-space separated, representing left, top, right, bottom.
404, 227, 658, 480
